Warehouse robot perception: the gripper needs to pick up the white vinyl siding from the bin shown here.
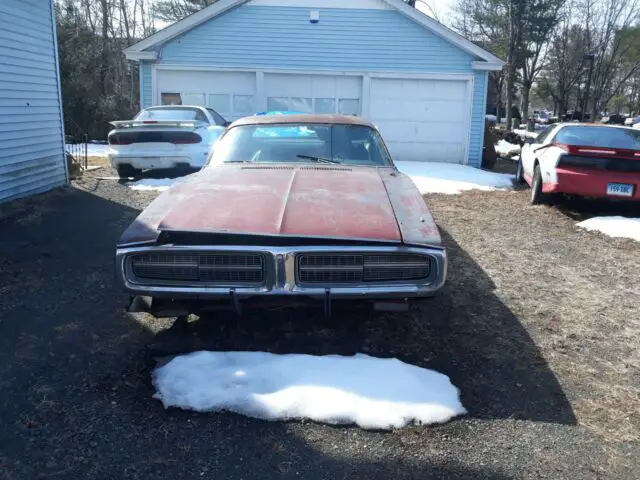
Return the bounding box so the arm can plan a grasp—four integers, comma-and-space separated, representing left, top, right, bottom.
0, 0, 67, 202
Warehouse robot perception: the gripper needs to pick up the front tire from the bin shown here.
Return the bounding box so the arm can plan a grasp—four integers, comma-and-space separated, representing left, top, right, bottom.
117, 164, 141, 179
529, 165, 548, 205
515, 156, 525, 184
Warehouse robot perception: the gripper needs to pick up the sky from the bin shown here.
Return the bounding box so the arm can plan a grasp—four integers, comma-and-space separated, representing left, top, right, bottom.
416, 0, 456, 25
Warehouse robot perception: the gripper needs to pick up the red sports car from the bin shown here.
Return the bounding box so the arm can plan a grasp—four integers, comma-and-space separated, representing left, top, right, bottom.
517, 123, 640, 204
116, 114, 447, 317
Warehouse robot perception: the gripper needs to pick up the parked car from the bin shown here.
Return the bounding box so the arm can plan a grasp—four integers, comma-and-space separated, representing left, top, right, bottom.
108, 105, 230, 178
534, 112, 552, 124
115, 114, 447, 317
625, 115, 640, 126
516, 123, 640, 204
601, 114, 627, 125
561, 111, 591, 122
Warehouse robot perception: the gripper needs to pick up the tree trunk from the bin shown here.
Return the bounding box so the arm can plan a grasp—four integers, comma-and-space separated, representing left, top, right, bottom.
521, 82, 531, 123
100, 0, 109, 96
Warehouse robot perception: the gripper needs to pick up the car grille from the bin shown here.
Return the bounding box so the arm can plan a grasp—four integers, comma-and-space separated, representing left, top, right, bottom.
130, 252, 264, 285
297, 253, 431, 285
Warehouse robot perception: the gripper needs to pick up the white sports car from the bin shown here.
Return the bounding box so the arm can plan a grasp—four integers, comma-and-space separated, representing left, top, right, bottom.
516, 123, 640, 204
108, 105, 229, 178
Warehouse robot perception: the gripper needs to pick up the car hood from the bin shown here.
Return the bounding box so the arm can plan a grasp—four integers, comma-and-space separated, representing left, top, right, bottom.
118, 164, 442, 247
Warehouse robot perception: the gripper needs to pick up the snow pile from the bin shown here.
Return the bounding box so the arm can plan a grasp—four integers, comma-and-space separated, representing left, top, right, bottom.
396, 161, 514, 194
512, 129, 538, 139
126, 178, 177, 191
66, 143, 110, 157
153, 351, 466, 429
495, 139, 521, 156
577, 216, 640, 242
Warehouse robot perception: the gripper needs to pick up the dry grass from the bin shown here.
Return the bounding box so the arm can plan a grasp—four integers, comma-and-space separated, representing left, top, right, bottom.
426, 188, 640, 447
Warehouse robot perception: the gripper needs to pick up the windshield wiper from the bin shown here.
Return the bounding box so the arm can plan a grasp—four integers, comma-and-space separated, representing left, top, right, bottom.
296, 155, 341, 164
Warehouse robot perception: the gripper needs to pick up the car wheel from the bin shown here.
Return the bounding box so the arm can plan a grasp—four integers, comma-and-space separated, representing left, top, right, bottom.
117, 165, 140, 179
515, 156, 525, 184
529, 165, 548, 205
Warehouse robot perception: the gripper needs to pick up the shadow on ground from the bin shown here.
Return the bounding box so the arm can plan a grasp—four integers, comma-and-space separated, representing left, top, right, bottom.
0, 184, 570, 479
152, 230, 576, 426
553, 196, 640, 222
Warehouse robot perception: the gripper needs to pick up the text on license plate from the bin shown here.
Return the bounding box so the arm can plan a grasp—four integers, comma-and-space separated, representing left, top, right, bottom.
606, 183, 633, 197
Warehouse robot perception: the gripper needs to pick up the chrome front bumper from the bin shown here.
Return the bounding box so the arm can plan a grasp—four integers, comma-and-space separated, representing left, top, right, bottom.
115, 244, 447, 301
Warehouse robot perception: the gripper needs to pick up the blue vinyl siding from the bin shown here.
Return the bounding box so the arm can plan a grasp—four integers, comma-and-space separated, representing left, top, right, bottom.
0, 0, 67, 203
468, 72, 487, 168
140, 61, 152, 109
157, 7, 476, 71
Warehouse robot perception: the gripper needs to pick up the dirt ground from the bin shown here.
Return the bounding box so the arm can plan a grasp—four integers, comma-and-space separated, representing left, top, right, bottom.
0, 168, 638, 479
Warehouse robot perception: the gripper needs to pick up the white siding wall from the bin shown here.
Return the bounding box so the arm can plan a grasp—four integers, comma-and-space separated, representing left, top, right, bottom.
0, 0, 67, 203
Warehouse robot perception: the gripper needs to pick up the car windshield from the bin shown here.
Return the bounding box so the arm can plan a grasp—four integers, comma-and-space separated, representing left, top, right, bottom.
555, 126, 640, 149
135, 107, 206, 122
208, 123, 393, 167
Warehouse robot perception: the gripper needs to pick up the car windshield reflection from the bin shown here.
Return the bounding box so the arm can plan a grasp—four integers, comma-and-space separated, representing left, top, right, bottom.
208, 123, 393, 167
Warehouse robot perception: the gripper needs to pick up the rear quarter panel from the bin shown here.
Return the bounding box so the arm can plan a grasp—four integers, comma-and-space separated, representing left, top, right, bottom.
379, 168, 442, 247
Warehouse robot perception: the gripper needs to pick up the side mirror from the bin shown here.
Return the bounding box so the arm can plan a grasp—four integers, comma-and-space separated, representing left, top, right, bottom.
223, 121, 231, 127
524, 137, 534, 144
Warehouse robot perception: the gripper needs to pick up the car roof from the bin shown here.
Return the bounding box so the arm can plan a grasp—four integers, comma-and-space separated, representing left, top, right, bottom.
230, 114, 376, 129
556, 122, 637, 131
145, 105, 204, 109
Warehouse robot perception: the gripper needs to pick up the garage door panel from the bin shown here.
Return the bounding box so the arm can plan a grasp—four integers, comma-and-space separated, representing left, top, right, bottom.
370, 100, 466, 122
264, 73, 362, 115
386, 141, 465, 163
370, 78, 466, 101
156, 70, 256, 120
369, 77, 469, 164
375, 120, 464, 144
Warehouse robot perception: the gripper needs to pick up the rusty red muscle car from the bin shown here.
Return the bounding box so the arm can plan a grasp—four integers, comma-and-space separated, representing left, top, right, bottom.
115, 114, 447, 316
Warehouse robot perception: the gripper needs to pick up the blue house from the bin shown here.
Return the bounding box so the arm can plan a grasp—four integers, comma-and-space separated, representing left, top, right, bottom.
0, 0, 67, 202
124, 0, 503, 167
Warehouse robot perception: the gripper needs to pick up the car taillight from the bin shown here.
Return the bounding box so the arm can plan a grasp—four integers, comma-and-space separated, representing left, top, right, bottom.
171, 132, 202, 144
553, 143, 618, 156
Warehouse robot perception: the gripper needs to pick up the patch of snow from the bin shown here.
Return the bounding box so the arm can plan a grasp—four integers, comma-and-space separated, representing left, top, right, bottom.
485, 114, 497, 122
126, 178, 177, 191
512, 129, 538, 139
577, 216, 640, 242
153, 351, 466, 429
396, 161, 514, 195
495, 139, 521, 156
65, 143, 110, 157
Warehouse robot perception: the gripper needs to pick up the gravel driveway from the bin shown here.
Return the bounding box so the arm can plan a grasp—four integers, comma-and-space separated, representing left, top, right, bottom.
0, 169, 637, 479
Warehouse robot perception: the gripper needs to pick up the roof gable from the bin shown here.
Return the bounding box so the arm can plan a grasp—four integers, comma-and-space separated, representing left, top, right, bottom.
124, 0, 503, 69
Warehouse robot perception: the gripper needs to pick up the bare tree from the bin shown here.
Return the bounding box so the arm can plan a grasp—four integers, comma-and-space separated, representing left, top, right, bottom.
581, 0, 640, 119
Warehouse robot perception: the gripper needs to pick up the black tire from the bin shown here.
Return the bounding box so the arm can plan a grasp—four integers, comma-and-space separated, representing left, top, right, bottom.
117, 164, 140, 179
515, 156, 525, 184
529, 164, 548, 205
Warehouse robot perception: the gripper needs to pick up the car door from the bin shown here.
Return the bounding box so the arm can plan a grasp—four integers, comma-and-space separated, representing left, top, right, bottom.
521, 125, 556, 178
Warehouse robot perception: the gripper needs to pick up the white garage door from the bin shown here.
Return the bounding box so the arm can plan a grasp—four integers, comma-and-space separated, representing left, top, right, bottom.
156, 70, 257, 120
264, 73, 361, 116
368, 78, 470, 163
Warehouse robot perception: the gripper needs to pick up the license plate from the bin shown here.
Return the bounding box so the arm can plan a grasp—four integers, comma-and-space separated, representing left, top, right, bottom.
606, 183, 634, 197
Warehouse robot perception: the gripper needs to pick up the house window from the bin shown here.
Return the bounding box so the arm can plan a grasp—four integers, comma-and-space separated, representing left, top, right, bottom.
338, 98, 360, 115
208, 94, 230, 113
267, 97, 289, 112
161, 92, 182, 105
234, 95, 255, 114
181, 93, 205, 106
314, 98, 335, 114
291, 97, 313, 113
